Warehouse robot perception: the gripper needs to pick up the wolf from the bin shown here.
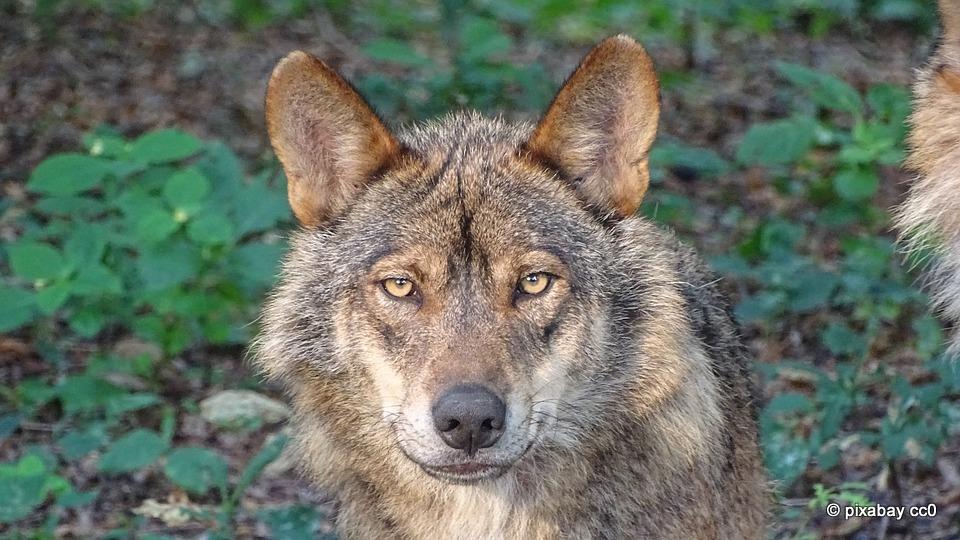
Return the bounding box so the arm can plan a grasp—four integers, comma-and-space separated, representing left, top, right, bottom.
895, 0, 960, 354
254, 35, 770, 538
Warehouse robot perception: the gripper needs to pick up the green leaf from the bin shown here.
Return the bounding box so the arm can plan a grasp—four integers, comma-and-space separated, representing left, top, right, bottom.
128, 129, 202, 164
114, 186, 158, 219
735, 291, 786, 323
458, 16, 512, 63
68, 305, 108, 337
0, 287, 37, 332
0, 455, 50, 522
64, 224, 108, 268
776, 62, 863, 114
0, 454, 45, 478
833, 167, 879, 201
231, 178, 290, 235
36, 281, 71, 314
58, 425, 109, 460
821, 323, 868, 357
7, 241, 67, 281
98, 429, 169, 474
17, 379, 57, 408
230, 242, 285, 290
762, 430, 811, 488
867, 83, 910, 123
104, 393, 161, 416
197, 141, 244, 198
787, 271, 839, 312
163, 167, 211, 210
34, 195, 107, 217
83, 131, 129, 158
163, 447, 228, 495
137, 242, 201, 291
57, 488, 99, 509
363, 38, 430, 67
134, 208, 180, 244
764, 392, 814, 416
736, 117, 817, 166
187, 212, 235, 245
27, 153, 115, 195
71, 263, 124, 296
57, 375, 125, 415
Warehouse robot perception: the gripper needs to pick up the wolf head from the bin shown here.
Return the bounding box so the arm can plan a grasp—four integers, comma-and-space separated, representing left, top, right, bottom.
255, 36, 681, 484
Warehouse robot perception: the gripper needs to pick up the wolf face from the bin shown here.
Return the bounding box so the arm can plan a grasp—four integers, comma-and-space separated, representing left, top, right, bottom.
256, 36, 664, 485
288, 124, 618, 483
256, 36, 769, 538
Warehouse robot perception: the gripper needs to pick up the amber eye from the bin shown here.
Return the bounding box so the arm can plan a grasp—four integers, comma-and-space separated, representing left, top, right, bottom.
517, 272, 552, 296
382, 277, 415, 298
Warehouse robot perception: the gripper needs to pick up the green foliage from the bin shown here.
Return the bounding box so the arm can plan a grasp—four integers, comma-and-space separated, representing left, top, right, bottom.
0, 126, 291, 534
0, 454, 70, 522
722, 58, 956, 538
164, 447, 229, 496
3, 127, 289, 354
354, 10, 555, 120
98, 429, 170, 474
0, 352, 290, 533
737, 116, 818, 167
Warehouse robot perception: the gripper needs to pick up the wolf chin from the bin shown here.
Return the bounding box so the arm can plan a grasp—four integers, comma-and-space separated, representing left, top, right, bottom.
254, 35, 770, 538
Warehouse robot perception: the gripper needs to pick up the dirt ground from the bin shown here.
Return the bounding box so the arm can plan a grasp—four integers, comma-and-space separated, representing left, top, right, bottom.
2, 2, 957, 538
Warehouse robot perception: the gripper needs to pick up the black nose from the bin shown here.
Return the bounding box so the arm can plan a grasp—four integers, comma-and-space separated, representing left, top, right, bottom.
431, 384, 506, 455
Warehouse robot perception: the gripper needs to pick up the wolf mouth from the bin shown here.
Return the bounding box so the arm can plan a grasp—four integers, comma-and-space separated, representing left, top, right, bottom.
419, 461, 509, 483
405, 435, 544, 485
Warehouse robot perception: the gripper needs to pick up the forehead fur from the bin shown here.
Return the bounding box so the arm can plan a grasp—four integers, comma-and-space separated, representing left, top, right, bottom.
398, 111, 533, 161
323, 111, 603, 273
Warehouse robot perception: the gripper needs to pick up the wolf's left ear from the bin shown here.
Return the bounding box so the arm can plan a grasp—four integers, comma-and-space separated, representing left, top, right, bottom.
266, 51, 401, 227
525, 35, 660, 217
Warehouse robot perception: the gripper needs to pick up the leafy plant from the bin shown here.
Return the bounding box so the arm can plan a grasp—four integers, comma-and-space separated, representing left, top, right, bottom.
0, 126, 295, 535
722, 62, 958, 535
3, 127, 289, 354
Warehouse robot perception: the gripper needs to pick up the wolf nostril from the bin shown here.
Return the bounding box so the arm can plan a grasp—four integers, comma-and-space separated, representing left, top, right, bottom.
431, 384, 506, 455
439, 419, 460, 432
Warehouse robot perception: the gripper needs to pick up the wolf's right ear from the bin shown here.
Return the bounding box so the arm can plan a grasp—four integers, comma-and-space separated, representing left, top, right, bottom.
525, 35, 660, 218
266, 51, 401, 227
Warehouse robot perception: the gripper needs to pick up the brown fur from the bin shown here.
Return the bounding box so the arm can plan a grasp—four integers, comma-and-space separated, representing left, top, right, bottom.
265, 51, 402, 227
526, 35, 660, 217
256, 35, 770, 538
895, 0, 960, 353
